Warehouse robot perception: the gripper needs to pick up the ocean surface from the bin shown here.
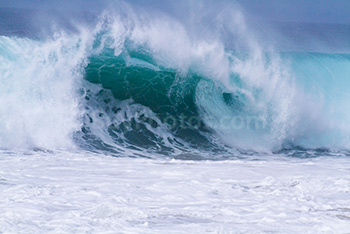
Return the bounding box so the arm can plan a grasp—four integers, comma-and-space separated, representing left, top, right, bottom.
0, 2, 350, 233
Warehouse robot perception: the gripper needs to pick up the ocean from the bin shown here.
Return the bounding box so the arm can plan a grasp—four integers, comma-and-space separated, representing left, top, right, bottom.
0, 2, 350, 233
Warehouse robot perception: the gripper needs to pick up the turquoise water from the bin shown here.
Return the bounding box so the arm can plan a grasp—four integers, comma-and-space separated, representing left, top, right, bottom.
81, 47, 350, 157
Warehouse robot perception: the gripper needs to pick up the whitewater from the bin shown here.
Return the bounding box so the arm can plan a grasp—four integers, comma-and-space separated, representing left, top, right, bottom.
0, 1, 350, 233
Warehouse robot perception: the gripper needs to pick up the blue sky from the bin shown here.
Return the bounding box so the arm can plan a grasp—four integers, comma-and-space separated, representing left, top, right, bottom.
237, 0, 350, 23
0, 0, 349, 24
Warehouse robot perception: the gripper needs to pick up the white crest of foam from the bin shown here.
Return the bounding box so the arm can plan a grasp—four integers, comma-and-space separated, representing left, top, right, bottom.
0, 32, 91, 149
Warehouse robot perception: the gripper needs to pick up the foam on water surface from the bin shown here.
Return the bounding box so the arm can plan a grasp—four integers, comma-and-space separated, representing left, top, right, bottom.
0, 151, 349, 233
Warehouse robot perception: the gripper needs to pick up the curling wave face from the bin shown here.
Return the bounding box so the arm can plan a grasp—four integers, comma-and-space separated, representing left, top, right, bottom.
1, 7, 350, 158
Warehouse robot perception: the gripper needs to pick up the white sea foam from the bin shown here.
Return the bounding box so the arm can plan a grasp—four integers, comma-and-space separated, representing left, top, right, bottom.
0, 34, 89, 149
0, 151, 349, 233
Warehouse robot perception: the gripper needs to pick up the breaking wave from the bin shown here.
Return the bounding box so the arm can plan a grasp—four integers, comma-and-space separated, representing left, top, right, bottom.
1, 4, 350, 158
